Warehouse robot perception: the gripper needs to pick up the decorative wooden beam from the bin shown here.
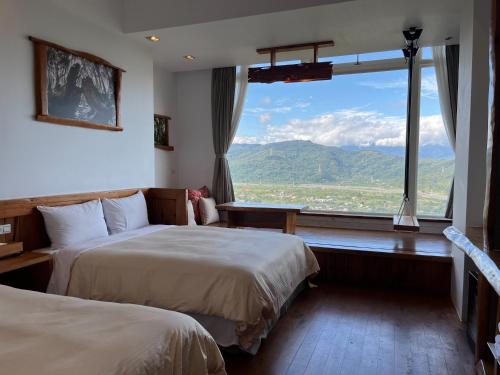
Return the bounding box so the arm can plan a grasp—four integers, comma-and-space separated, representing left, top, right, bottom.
256, 41, 334, 55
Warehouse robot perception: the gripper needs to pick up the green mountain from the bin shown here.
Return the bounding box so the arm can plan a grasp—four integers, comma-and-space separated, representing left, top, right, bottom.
227, 140, 454, 192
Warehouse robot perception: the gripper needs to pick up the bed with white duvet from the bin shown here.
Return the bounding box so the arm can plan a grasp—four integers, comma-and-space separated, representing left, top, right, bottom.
0, 284, 225, 375
45, 224, 320, 353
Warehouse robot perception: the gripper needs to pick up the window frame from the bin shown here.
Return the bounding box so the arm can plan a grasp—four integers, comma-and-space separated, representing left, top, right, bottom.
233, 53, 451, 219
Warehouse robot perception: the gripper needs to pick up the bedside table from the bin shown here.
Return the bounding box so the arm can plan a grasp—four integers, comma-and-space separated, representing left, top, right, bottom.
0, 252, 52, 292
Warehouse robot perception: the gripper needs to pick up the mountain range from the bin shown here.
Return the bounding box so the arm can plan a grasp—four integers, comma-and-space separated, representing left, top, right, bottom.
228, 140, 454, 191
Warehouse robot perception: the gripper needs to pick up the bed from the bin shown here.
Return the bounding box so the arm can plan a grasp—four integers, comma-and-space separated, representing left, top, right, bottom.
0, 188, 320, 353
46, 224, 319, 352
0, 284, 225, 375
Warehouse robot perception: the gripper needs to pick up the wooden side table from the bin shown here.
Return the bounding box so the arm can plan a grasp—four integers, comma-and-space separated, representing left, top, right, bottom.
216, 202, 306, 234
0, 252, 52, 292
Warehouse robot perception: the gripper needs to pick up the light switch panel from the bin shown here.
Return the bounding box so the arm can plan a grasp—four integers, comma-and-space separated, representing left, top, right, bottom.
0, 224, 11, 234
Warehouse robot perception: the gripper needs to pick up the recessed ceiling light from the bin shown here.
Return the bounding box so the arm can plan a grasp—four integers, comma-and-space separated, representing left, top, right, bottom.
145, 35, 160, 42
183, 55, 196, 60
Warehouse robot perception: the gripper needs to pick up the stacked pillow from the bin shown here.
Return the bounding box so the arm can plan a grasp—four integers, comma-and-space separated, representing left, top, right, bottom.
101, 191, 149, 234
187, 186, 220, 225
187, 186, 209, 224
38, 188, 221, 249
199, 197, 219, 225
37, 199, 109, 250
38, 191, 149, 249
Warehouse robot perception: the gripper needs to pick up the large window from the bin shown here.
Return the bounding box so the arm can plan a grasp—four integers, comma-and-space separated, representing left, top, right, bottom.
228, 49, 453, 217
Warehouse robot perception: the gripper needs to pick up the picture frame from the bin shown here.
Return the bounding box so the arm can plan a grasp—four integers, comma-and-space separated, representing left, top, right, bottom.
154, 114, 174, 151
29, 36, 125, 131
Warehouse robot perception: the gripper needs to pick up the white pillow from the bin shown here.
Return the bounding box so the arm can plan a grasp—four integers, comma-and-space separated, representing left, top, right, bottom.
102, 191, 149, 234
38, 199, 109, 249
199, 197, 220, 225
187, 200, 197, 226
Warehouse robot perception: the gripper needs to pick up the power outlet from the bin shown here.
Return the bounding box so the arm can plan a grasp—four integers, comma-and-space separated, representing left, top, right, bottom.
0, 224, 12, 235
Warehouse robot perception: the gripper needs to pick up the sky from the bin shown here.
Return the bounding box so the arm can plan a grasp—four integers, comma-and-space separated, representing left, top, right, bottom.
233, 48, 450, 149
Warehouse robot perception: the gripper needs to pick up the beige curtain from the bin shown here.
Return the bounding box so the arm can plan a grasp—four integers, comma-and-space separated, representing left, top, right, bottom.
433, 45, 459, 218
211, 67, 237, 204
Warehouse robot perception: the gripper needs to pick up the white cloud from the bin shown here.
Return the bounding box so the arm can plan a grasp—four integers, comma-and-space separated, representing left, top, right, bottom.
358, 79, 407, 90
259, 113, 272, 124
233, 135, 259, 144
420, 75, 438, 98
296, 101, 311, 109
238, 109, 448, 147
358, 75, 438, 99
260, 96, 272, 105
245, 106, 292, 114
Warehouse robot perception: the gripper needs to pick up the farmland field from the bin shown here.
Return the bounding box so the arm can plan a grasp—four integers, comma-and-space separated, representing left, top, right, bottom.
233, 182, 448, 216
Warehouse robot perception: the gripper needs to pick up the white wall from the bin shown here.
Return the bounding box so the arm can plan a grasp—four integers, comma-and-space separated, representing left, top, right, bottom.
451, 0, 490, 320
175, 69, 215, 190
0, 0, 155, 199
154, 65, 177, 187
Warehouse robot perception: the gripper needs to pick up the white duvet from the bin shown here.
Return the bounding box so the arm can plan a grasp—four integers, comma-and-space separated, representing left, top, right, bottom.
49, 225, 320, 349
0, 285, 225, 375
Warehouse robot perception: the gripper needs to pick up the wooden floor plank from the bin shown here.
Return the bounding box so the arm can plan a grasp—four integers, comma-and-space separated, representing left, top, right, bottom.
223, 284, 473, 375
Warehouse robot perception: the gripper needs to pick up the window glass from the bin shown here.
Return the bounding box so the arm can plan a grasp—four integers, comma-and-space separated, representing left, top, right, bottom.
229, 65, 410, 214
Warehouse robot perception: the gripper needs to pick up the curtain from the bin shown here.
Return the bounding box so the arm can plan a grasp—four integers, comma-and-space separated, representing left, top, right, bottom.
232, 66, 249, 136
211, 66, 248, 204
433, 45, 459, 218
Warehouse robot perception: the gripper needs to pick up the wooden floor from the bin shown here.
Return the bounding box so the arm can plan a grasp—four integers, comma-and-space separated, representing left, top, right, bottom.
224, 284, 474, 375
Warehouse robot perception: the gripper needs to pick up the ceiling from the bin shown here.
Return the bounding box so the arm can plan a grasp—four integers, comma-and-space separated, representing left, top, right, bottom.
125, 0, 462, 72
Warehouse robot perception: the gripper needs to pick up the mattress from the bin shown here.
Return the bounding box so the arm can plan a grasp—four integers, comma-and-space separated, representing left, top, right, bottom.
0, 284, 225, 375
48, 225, 320, 351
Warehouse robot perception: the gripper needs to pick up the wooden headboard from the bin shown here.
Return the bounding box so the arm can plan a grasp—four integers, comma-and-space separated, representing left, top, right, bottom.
0, 188, 188, 252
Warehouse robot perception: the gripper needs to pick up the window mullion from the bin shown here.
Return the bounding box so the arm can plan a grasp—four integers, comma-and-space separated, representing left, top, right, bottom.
407, 55, 422, 215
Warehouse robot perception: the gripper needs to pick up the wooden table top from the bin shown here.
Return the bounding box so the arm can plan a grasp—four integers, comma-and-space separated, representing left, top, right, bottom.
0, 251, 52, 274
216, 202, 306, 213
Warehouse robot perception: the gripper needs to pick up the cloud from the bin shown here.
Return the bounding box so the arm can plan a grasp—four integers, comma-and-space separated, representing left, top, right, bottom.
259, 113, 271, 124
260, 96, 272, 105
420, 75, 438, 98
245, 106, 292, 114
296, 101, 311, 109
233, 135, 259, 144
358, 74, 439, 99
358, 79, 407, 90
238, 109, 448, 147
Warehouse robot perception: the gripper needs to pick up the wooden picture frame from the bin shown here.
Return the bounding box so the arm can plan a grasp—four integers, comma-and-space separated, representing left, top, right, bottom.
29, 36, 125, 132
154, 114, 174, 151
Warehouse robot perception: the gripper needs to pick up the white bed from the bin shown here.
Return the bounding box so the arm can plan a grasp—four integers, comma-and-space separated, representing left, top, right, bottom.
45, 225, 320, 353
0, 284, 225, 375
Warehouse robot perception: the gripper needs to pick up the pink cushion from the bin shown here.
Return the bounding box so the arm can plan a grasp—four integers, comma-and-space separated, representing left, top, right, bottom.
188, 186, 210, 224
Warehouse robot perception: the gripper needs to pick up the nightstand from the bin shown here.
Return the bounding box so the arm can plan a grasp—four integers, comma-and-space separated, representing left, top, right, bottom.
0, 252, 52, 292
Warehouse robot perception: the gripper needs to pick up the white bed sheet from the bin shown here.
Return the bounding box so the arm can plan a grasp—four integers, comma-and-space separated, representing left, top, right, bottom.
47, 225, 171, 295
48, 225, 317, 352
47, 225, 254, 351
0, 285, 226, 375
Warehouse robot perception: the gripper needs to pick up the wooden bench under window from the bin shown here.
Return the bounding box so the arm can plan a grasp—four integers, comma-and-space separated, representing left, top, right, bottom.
215, 202, 306, 234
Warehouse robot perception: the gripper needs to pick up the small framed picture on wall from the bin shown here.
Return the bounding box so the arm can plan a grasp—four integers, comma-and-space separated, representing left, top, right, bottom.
154, 114, 173, 151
